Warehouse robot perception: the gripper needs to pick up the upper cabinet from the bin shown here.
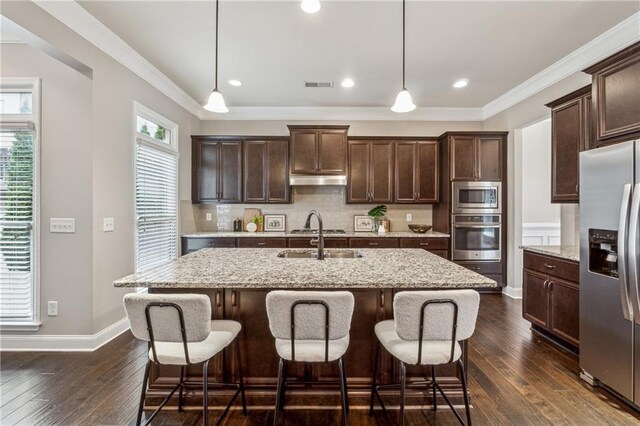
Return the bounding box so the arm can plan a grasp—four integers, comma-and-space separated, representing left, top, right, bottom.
447, 134, 504, 181
243, 139, 290, 203
288, 126, 349, 175
584, 41, 640, 147
546, 85, 591, 203
394, 140, 439, 204
347, 140, 394, 204
192, 138, 243, 203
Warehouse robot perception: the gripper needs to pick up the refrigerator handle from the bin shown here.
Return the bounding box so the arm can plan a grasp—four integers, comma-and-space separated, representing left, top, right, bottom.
627, 183, 640, 325
618, 183, 633, 321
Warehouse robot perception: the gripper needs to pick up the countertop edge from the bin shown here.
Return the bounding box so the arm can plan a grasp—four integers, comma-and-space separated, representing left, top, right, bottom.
521, 245, 580, 263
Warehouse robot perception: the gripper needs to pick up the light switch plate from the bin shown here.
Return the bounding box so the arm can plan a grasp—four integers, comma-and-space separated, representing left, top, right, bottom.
47, 301, 58, 316
206, 213, 212, 221
406, 214, 413, 222
103, 217, 115, 232
50, 218, 75, 233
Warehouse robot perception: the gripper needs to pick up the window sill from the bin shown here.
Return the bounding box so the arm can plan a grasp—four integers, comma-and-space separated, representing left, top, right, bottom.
0, 322, 41, 332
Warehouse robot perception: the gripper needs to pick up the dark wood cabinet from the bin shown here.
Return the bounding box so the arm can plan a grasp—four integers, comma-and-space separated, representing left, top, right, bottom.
181, 237, 237, 255
349, 238, 399, 248
237, 238, 287, 248
394, 140, 439, 203
450, 135, 502, 181
192, 137, 242, 203
347, 140, 394, 203
584, 41, 640, 145
288, 237, 348, 248
399, 237, 449, 259
288, 126, 349, 175
546, 85, 591, 203
522, 250, 579, 349
243, 139, 289, 203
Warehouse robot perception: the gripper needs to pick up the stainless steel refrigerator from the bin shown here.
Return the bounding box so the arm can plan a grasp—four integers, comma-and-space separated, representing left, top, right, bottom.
580, 140, 640, 407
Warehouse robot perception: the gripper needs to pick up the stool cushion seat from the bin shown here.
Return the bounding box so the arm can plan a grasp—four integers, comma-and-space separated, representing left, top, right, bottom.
375, 320, 461, 365
148, 320, 241, 365
275, 335, 350, 362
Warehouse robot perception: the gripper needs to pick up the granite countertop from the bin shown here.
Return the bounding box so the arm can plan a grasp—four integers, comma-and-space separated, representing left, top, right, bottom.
114, 248, 495, 289
182, 231, 450, 238
521, 245, 580, 263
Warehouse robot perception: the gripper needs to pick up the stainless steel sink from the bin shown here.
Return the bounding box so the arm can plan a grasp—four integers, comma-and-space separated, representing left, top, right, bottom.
277, 250, 363, 259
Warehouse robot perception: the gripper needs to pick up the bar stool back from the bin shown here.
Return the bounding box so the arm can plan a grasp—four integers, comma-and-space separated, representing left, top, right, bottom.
124, 293, 246, 426
266, 290, 355, 425
370, 290, 480, 425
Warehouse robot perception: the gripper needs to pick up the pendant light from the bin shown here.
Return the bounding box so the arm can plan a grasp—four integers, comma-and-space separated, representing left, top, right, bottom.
204, 0, 229, 113
391, 0, 416, 113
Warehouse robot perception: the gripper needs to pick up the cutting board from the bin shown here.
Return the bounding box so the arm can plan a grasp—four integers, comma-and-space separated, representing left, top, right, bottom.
243, 208, 261, 231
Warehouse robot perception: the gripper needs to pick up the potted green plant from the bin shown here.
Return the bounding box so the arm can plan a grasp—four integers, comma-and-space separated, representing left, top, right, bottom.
367, 205, 387, 232
251, 214, 264, 232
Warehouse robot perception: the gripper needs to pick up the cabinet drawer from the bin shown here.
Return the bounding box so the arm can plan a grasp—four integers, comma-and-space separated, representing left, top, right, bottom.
455, 261, 502, 275
288, 238, 348, 248
523, 252, 579, 283
399, 238, 448, 250
182, 237, 236, 254
349, 238, 399, 248
238, 238, 287, 248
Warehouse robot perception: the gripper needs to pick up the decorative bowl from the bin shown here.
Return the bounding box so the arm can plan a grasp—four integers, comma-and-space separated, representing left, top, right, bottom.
408, 224, 432, 234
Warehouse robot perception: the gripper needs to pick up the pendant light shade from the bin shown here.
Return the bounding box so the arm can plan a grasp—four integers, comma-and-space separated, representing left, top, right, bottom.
204, 89, 229, 113
391, 0, 415, 113
204, 0, 228, 113
391, 89, 416, 113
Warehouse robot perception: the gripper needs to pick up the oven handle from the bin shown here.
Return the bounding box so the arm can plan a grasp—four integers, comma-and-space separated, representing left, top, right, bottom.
453, 224, 501, 229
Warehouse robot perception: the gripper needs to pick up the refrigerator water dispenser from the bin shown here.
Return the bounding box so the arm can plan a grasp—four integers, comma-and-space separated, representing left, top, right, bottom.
588, 229, 619, 278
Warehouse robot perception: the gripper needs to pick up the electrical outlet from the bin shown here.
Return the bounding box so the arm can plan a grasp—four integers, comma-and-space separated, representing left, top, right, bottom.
47, 301, 58, 316
103, 217, 115, 232
406, 213, 413, 222
50, 218, 75, 233
205, 213, 212, 221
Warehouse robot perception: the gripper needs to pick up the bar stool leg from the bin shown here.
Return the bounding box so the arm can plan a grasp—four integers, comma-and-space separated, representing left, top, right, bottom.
203, 359, 210, 426
338, 358, 349, 425
340, 357, 350, 415
369, 343, 379, 416
236, 339, 248, 415
178, 366, 185, 412
458, 360, 472, 426
274, 358, 285, 426
431, 365, 437, 412
136, 360, 151, 426
399, 362, 406, 426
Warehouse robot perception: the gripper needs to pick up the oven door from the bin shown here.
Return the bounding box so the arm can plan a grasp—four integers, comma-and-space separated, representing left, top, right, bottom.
452, 220, 502, 261
453, 182, 501, 214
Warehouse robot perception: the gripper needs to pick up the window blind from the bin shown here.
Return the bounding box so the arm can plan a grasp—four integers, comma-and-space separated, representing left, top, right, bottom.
0, 128, 35, 321
135, 138, 178, 273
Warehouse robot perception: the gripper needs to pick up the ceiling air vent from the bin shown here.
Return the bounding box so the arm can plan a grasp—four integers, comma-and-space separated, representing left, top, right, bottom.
305, 81, 334, 88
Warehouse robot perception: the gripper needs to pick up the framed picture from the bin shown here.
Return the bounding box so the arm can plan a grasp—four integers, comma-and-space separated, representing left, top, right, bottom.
264, 214, 286, 232
354, 215, 374, 232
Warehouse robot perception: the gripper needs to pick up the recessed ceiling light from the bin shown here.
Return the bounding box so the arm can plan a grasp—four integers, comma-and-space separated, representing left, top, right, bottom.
341, 78, 355, 88
301, 0, 321, 14
453, 79, 469, 88
228, 79, 242, 87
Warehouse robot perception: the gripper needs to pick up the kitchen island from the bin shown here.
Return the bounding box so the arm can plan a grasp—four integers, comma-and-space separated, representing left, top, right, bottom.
115, 248, 496, 409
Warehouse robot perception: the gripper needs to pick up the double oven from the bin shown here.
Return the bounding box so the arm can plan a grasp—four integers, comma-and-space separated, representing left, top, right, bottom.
451, 182, 502, 261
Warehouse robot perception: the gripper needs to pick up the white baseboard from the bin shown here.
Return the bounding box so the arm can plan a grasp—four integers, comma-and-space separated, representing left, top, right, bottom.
502, 286, 523, 299
0, 317, 130, 352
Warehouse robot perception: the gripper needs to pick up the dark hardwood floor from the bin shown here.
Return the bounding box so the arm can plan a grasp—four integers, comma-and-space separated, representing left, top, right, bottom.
2, 294, 639, 425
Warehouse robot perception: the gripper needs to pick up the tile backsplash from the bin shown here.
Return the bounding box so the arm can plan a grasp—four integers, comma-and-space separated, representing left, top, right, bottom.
187, 186, 433, 233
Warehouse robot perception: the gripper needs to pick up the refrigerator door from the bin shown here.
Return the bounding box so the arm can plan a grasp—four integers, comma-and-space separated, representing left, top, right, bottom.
632, 142, 640, 404
580, 141, 635, 401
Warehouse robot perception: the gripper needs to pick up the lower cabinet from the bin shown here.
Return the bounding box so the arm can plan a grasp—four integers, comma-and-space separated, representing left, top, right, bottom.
455, 260, 503, 287
288, 237, 349, 248
181, 237, 237, 254
237, 238, 287, 248
349, 238, 399, 248
522, 251, 579, 348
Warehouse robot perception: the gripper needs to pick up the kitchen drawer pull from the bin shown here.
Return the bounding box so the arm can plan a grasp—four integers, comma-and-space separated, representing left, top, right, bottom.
419, 242, 430, 246
231, 290, 237, 307
208, 242, 217, 247
257, 242, 266, 246
380, 290, 385, 307
215, 291, 221, 307
544, 263, 556, 270
369, 242, 379, 246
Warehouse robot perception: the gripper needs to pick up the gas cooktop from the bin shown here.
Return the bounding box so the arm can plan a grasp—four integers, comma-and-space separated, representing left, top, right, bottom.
290, 229, 346, 234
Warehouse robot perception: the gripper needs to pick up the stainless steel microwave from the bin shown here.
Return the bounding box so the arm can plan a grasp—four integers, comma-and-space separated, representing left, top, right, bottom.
452, 182, 501, 214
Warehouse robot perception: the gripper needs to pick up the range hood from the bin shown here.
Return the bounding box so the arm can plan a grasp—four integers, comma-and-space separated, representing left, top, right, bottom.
289, 175, 347, 186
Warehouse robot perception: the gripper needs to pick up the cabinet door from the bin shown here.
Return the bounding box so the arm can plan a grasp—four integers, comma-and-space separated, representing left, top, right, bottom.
551, 99, 582, 202
243, 141, 267, 202
450, 136, 476, 181
318, 130, 347, 174
290, 130, 318, 174
237, 238, 287, 248
583, 94, 596, 152
370, 141, 394, 203
219, 142, 242, 203
347, 141, 370, 203
523, 268, 549, 329
266, 140, 290, 203
477, 136, 502, 181
193, 140, 219, 202
394, 142, 416, 203
549, 278, 580, 346
416, 141, 438, 202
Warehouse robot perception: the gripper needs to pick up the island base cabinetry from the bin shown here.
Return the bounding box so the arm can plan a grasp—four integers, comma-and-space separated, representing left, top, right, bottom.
144, 288, 471, 408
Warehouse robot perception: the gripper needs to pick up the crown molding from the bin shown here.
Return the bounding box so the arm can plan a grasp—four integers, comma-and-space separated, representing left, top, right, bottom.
482, 12, 640, 120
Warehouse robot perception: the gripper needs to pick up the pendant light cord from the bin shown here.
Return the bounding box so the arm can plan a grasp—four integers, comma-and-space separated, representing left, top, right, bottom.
402, 0, 406, 90
215, 0, 219, 91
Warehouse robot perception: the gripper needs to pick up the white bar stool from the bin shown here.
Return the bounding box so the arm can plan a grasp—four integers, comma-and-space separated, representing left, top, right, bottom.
370, 290, 480, 426
124, 293, 247, 426
266, 290, 355, 425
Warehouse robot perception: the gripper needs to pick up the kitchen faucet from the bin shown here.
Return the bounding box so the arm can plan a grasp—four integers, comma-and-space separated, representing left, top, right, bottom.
303, 210, 325, 260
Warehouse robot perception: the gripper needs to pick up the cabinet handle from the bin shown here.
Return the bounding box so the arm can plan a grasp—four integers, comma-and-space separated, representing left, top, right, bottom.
544, 264, 556, 270
419, 242, 430, 246
575, 184, 579, 193
380, 290, 385, 307
471, 266, 481, 271
548, 281, 554, 292
543, 280, 550, 292
369, 242, 379, 246
215, 291, 221, 307
257, 242, 266, 246
231, 290, 237, 307
417, 192, 420, 200
208, 242, 217, 247
414, 192, 418, 200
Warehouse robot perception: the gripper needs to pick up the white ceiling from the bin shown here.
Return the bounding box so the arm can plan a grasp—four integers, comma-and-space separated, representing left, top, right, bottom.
76, 1, 638, 110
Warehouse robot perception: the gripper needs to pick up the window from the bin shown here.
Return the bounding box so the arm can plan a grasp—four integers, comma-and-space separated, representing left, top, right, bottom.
0, 79, 39, 328
134, 103, 178, 274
